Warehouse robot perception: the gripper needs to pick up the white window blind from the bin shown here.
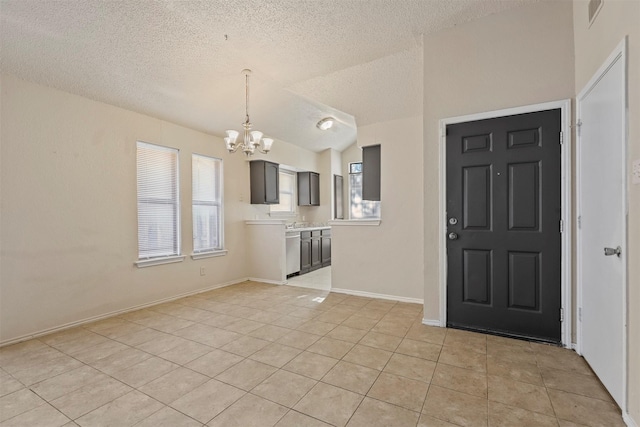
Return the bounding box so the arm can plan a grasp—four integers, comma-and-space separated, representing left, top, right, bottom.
349, 162, 381, 219
136, 142, 180, 259
192, 154, 223, 253
271, 169, 296, 214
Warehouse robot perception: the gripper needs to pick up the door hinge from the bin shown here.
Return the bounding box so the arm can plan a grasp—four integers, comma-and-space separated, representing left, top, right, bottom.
560, 308, 564, 322
576, 119, 583, 137
559, 219, 564, 233
578, 307, 582, 322
578, 215, 582, 229
559, 131, 563, 145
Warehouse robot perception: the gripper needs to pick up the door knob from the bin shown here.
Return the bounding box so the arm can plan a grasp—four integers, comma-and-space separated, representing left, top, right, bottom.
604, 246, 622, 257
448, 232, 458, 240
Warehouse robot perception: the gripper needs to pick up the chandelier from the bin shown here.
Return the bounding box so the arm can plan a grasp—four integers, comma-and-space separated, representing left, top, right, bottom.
224, 69, 273, 156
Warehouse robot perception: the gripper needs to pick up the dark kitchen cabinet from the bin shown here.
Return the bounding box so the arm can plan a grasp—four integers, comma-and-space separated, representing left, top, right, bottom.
334, 175, 344, 219
300, 229, 329, 274
311, 230, 322, 270
362, 144, 381, 201
297, 171, 320, 206
250, 160, 279, 204
321, 229, 331, 267
300, 232, 312, 274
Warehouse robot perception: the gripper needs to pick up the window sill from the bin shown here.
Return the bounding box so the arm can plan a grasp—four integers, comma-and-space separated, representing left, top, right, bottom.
135, 255, 185, 268
329, 219, 381, 226
191, 250, 228, 260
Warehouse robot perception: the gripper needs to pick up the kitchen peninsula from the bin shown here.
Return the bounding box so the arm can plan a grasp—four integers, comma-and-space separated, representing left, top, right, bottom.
245, 220, 330, 285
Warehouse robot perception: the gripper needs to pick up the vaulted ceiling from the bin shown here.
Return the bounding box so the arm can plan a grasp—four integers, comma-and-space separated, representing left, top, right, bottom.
0, 0, 535, 152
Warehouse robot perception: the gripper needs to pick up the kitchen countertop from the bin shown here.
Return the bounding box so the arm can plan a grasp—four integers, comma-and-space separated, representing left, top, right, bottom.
245, 220, 330, 232
285, 225, 330, 233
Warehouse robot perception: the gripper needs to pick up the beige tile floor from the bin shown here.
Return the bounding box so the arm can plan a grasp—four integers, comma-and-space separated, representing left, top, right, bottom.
286, 266, 332, 292
0, 281, 625, 427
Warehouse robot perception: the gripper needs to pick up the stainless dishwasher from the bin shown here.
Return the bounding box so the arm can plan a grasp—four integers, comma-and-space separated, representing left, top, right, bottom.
285, 231, 301, 276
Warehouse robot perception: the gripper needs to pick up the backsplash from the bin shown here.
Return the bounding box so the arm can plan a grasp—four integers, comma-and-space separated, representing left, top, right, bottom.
246, 203, 327, 224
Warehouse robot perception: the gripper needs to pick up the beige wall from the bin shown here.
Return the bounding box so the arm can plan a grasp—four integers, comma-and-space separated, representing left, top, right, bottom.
0, 74, 327, 343
422, 0, 575, 320
332, 116, 424, 301
572, 0, 640, 421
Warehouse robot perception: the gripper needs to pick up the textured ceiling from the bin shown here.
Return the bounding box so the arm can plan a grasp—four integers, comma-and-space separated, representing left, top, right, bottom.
0, 0, 536, 152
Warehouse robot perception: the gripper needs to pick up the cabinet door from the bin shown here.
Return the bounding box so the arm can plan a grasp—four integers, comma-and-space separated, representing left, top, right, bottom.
250, 160, 280, 204
264, 161, 280, 204
362, 144, 381, 201
300, 238, 312, 273
334, 175, 344, 219
311, 236, 322, 269
297, 172, 310, 205
310, 172, 320, 206
321, 236, 331, 266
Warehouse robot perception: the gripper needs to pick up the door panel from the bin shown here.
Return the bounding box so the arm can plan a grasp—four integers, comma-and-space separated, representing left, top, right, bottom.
463, 166, 492, 229
508, 162, 539, 230
462, 249, 492, 304
446, 109, 561, 342
508, 251, 540, 310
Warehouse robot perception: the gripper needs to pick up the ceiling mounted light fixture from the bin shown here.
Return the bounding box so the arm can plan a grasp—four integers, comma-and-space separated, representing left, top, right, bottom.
224, 69, 273, 156
317, 117, 335, 131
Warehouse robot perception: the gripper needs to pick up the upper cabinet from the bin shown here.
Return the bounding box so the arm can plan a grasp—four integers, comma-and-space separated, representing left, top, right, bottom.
362, 144, 381, 201
297, 171, 320, 206
250, 160, 279, 204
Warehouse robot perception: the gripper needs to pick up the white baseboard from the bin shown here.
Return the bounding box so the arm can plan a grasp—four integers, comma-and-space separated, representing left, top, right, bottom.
247, 277, 286, 286
422, 318, 443, 327
330, 287, 423, 305
624, 412, 638, 427
0, 278, 248, 348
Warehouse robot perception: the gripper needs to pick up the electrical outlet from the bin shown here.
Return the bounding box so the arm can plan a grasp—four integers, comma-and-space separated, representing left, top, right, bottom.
200, 267, 205, 276
632, 159, 640, 185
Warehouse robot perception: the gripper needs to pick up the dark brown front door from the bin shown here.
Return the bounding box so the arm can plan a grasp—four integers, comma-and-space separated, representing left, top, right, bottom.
446, 109, 562, 343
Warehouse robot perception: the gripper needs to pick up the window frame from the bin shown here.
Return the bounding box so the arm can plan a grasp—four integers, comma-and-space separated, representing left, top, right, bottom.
191, 153, 226, 259
270, 167, 297, 216
135, 141, 184, 267
348, 161, 381, 220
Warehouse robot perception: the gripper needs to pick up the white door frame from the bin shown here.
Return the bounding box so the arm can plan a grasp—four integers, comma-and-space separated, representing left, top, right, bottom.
576, 37, 628, 413
438, 99, 573, 347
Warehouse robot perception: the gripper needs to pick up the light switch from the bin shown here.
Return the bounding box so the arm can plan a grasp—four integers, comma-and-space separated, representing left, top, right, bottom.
633, 159, 640, 185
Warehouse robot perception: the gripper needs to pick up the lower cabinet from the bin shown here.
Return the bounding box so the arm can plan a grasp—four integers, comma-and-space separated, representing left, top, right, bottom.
300, 228, 331, 274
311, 231, 322, 270
321, 229, 331, 267
300, 235, 312, 274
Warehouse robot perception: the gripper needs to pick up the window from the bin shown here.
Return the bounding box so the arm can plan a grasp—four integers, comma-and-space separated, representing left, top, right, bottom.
271, 169, 296, 215
136, 142, 181, 261
349, 162, 381, 219
192, 154, 224, 254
